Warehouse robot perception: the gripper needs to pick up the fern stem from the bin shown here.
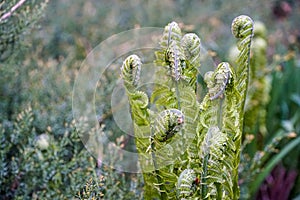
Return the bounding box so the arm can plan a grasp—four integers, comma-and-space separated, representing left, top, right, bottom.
150, 149, 167, 199
217, 98, 224, 129
231, 15, 254, 200
201, 154, 209, 199
215, 182, 222, 200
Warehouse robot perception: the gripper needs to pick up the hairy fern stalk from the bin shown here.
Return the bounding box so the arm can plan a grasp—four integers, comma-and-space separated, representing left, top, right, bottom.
121, 15, 254, 199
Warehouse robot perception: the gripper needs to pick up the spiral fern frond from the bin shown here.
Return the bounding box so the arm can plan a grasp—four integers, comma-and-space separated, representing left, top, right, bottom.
121, 54, 142, 90
121, 16, 254, 199
181, 33, 201, 89
151, 109, 184, 148
199, 62, 234, 130
207, 62, 233, 100
155, 21, 182, 67
177, 169, 199, 199
147, 109, 185, 199
121, 55, 150, 127
165, 40, 186, 81
231, 15, 254, 107
244, 21, 269, 136
230, 15, 254, 199
160, 21, 182, 49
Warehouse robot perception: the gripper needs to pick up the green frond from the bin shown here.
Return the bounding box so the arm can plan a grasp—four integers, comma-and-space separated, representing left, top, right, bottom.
121, 54, 142, 90
231, 15, 254, 100
244, 21, 269, 136
151, 109, 184, 147
177, 169, 198, 199
160, 21, 182, 49
151, 84, 178, 109
199, 126, 234, 199
181, 33, 201, 89
154, 21, 182, 68
179, 86, 201, 158
165, 40, 186, 81
121, 16, 254, 200
207, 62, 233, 100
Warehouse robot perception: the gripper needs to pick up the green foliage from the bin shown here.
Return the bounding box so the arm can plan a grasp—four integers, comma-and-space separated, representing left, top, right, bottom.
76, 168, 144, 200
121, 15, 254, 199
0, 0, 48, 61
177, 169, 197, 199
0, 107, 95, 199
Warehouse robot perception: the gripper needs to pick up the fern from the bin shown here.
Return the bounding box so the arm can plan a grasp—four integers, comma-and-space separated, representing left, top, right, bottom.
244, 21, 269, 137
199, 126, 234, 200
181, 33, 201, 90
230, 15, 254, 199
177, 169, 198, 199
121, 15, 254, 199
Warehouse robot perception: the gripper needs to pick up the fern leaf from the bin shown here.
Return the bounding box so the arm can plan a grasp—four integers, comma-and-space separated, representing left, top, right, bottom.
121, 54, 142, 90
231, 15, 254, 105
181, 33, 201, 89
199, 126, 234, 199
177, 169, 198, 199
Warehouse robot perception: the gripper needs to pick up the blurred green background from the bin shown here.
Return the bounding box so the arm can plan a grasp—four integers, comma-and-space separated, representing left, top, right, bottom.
1, 0, 300, 199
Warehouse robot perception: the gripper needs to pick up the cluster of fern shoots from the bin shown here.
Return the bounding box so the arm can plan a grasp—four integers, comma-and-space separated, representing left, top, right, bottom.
120, 15, 254, 199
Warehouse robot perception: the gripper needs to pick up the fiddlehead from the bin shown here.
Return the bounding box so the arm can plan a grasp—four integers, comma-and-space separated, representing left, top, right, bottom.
231, 15, 254, 104
121, 55, 149, 126
121, 54, 142, 90
181, 33, 201, 68
160, 21, 182, 49
151, 109, 184, 150
199, 62, 234, 131
155, 21, 182, 67
230, 15, 254, 199
153, 21, 184, 111
181, 33, 201, 89
148, 109, 184, 199
196, 62, 237, 199
206, 62, 233, 100
177, 169, 199, 199
120, 17, 254, 200
165, 40, 186, 81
